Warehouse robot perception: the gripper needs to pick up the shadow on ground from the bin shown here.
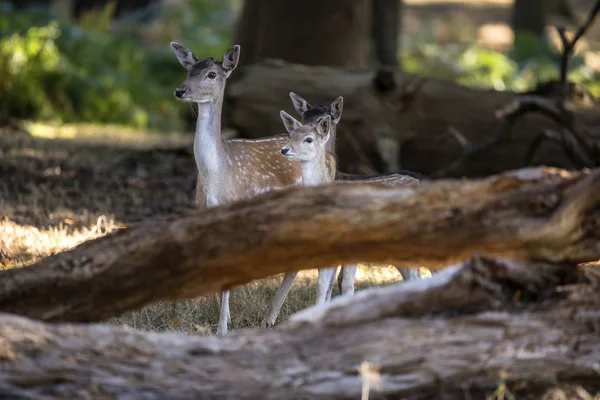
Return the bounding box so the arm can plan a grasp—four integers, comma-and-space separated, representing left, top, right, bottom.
0, 128, 196, 230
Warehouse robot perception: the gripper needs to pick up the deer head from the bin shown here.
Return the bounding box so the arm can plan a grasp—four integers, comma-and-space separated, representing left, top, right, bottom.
170, 42, 241, 103
289, 92, 343, 125
280, 111, 332, 162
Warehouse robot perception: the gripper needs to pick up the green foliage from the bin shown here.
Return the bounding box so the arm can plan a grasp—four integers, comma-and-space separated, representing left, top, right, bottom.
2, 1, 598, 132
402, 33, 600, 96
511, 30, 553, 63
0, 1, 239, 131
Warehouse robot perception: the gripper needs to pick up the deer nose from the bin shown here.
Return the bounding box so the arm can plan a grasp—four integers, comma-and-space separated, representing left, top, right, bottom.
281, 146, 290, 155
174, 87, 187, 98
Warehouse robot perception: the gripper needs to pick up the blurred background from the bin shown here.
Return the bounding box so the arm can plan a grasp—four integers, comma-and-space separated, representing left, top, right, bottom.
2, 0, 600, 333
2, 0, 599, 133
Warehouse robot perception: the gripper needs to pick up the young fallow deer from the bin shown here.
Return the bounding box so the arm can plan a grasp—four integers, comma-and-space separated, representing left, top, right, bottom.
290, 92, 428, 280
261, 94, 426, 328
170, 42, 303, 336
280, 113, 339, 308
291, 92, 430, 273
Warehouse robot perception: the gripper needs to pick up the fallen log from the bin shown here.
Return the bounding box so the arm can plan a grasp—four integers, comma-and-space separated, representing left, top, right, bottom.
226, 62, 600, 177
0, 166, 599, 323
0, 256, 597, 399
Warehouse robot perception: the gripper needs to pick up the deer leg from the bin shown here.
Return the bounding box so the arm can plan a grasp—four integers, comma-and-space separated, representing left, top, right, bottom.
337, 265, 344, 294
396, 267, 424, 281
325, 266, 339, 302
340, 264, 358, 296
316, 267, 336, 305
216, 290, 230, 336
261, 272, 298, 328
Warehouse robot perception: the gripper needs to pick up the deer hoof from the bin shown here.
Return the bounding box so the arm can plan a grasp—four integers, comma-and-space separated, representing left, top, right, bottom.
260, 319, 276, 329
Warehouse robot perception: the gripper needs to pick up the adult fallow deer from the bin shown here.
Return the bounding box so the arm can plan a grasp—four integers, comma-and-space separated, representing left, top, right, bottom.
170, 42, 304, 336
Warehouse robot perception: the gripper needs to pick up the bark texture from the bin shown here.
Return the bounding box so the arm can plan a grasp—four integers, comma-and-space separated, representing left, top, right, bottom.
512, 0, 548, 38
226, 63, 600, 177
233, 0, 370, 69
371, 0, 401, 67
0, 256, 598, 399
0, 167, 599, 323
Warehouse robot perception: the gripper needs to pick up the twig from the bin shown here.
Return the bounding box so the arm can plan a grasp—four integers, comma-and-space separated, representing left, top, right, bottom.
555, 0, 600, 109
499, 96, 597, 168
525, 129, 591, 169
430, 125, 510, 179
442, 126, 471, 149
431, 1, 600, 177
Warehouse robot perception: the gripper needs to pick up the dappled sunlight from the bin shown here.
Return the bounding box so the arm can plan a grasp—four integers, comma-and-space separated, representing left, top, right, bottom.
0, 217, 120, 269
25, 121, 192, 150
407, 0, 511, 5
113, 264, 410, 336
477, 23, 514, 48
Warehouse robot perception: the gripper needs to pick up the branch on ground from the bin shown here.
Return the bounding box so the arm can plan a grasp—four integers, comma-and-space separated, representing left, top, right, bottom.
0, 167, 599, 323
0, 256, 597, 399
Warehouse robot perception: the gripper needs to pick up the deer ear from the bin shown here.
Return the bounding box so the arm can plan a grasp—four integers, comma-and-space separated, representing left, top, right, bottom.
289, 92, 311, 117
170, 42, 198, 70
316, 115, 332, 138
222, 45, 241, 76
280, 110, 302, 134
330, 96, 343, 124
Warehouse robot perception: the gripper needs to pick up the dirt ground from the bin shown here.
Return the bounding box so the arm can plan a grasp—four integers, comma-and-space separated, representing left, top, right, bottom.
0, 126, 410, 335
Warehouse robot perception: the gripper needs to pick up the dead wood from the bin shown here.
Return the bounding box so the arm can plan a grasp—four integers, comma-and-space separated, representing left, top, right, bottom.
0, 166, 599, 324
226, 62, 600, 177
430, 1, 600, 178
0, 256, 597, 399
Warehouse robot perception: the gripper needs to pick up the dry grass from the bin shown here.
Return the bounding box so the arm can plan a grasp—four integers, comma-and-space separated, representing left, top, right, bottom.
0, 124, 411, 335
0, 217, 119, 269
114, 265, 408, 335
0, 216, 407, 335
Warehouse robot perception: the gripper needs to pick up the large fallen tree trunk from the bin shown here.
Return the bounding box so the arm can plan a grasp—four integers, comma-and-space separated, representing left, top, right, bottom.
226, 62, 600, 177
0, 256, 598, 399
0, 166, 599, 323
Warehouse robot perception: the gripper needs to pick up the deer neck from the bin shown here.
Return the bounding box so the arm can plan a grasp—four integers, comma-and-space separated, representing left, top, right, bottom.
300, 151, 333, 187
194, 97, 228, 177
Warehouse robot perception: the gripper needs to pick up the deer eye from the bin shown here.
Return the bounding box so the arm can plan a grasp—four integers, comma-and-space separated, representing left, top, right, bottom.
207, 72, 217, 79
304, 137, 313, 144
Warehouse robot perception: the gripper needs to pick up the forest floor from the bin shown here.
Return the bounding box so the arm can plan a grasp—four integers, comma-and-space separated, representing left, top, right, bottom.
0, 125, 414, 335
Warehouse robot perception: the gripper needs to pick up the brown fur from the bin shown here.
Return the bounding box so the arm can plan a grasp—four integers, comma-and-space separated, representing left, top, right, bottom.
194, 135, 301, 209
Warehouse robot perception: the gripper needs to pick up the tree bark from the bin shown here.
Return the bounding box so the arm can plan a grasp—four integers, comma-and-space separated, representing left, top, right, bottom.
0, 256, 597, 399
0, 167, 599, 323
232, 0, 264, 67
227, 63, 600, 177
512, 0, 548, 39
233, 0, 371, 69
371, 0, 401, 67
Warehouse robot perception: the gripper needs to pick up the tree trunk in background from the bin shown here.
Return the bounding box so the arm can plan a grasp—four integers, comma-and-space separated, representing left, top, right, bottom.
372, 0, 402, 67
72, 0, 155, 19
512, 0, 547, 38
10, 0, 52, 9
555, 0, 577, 24
234, 0, 371, 68
232, 0, 264, 67
511, 0, 550, 60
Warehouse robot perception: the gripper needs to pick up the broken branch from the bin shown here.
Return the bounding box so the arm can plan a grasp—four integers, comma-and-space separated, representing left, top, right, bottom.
0, 256, 597, 399
0, 167, 599, 323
